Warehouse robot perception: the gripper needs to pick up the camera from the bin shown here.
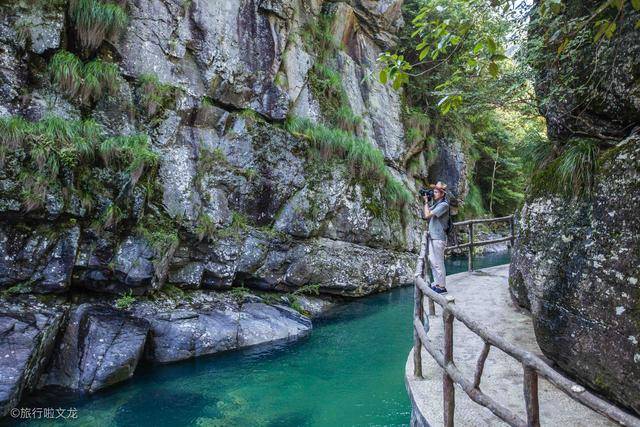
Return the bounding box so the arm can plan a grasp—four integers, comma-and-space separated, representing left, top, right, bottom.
419, 188, 434, 200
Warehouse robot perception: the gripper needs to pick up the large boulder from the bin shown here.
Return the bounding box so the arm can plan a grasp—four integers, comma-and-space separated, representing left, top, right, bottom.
130, 292, 311, 363
39, 304, 150, 393
0, 296, 67, 417
510, 136, 640, 413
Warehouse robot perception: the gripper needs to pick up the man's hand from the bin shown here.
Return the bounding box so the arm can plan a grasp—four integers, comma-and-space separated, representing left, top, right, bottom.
423, 198, 432, 219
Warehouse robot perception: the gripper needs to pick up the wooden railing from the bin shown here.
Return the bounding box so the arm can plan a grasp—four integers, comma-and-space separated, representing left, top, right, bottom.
412, 222, 640, 427
445, 215, 515, 272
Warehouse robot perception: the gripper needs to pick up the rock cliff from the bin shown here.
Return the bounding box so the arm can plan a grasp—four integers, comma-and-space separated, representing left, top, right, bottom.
0, 0, 468, 416
510, 0, 640, 414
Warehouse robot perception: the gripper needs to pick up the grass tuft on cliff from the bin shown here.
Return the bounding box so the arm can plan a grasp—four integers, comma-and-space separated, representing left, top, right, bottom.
286, 117, 412, 208
137, 73, 182, 118
69, 0, 128, 51
49, 51, 120, 105
526, 136, 600, 198
0, 115, 157, 213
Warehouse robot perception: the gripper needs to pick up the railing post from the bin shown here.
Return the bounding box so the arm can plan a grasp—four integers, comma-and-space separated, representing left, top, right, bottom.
467, 222, 474, 272
443, 296, 456, 427
523, 364, 540, 427
413, 281, 424, 378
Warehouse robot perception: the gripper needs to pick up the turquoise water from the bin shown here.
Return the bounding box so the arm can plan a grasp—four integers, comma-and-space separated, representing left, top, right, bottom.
14, 252, 510, 427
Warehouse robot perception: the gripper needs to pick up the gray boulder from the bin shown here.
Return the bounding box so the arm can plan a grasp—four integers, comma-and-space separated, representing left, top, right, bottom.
131, 292, 311, 363
0, 296, 66, 417
39, 304, 150, 393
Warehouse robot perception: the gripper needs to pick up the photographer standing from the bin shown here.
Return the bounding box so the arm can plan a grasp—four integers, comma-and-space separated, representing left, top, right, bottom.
422, 181, 450, 294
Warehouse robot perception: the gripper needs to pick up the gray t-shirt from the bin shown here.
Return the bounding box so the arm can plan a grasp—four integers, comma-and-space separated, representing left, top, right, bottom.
428, 200, 449, 241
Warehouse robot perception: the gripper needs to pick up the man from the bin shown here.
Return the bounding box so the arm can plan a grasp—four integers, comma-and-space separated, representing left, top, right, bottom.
422, 181, 450, 294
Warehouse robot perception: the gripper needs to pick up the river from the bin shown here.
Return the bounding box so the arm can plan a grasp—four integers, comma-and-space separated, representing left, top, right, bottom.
13, 251, 511, 427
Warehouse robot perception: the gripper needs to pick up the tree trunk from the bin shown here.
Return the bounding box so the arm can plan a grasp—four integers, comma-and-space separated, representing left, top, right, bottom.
489, 147, 499, 215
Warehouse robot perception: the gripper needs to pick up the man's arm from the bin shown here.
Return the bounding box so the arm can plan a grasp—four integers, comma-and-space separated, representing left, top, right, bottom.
423, 197, 432, 219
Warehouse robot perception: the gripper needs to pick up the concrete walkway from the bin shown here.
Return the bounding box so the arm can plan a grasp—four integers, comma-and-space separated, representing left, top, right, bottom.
405, 264, 616, 426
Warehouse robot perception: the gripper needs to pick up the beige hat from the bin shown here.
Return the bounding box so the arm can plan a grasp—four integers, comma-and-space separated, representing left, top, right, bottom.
429, 181, 448, 192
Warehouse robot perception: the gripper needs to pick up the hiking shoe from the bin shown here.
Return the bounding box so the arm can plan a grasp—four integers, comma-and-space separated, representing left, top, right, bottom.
431, 286, 448, 294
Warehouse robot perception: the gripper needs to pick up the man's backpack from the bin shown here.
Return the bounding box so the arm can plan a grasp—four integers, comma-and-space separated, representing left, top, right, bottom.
444, 191, 460, 234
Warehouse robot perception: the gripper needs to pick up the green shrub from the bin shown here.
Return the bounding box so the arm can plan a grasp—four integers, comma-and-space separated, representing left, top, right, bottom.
195, 212, 215, 242
292, 284, 320, 296
557, 138, 600, 197
69, 0, 128, 51
115, 290, 136, 309
230, 286, 250, 302
49, 51, 120, 104
49, 51, 83, 99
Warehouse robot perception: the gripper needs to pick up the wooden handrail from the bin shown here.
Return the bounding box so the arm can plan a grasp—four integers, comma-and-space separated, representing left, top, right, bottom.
451, 215, 514, 226
443, 214, 515, 271
411, 216, 640, 427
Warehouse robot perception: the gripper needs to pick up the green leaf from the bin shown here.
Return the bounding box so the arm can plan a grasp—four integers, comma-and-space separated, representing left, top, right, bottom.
392, 75, 402, 90
379, 69, 388, 84
488, 61, 499, 78
636, 19, 640, 29
419, 47, 429, 61
633, 0, 640, 10
594, 20, 609, 42
473, 41, 483, 55
485, 37, 497, 54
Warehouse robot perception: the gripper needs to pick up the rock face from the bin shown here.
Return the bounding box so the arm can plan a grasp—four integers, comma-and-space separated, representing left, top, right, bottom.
512, 1, 640, 413
528, 0, 640, 141
0, 0, 421, 299
510, 137, 640, 413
